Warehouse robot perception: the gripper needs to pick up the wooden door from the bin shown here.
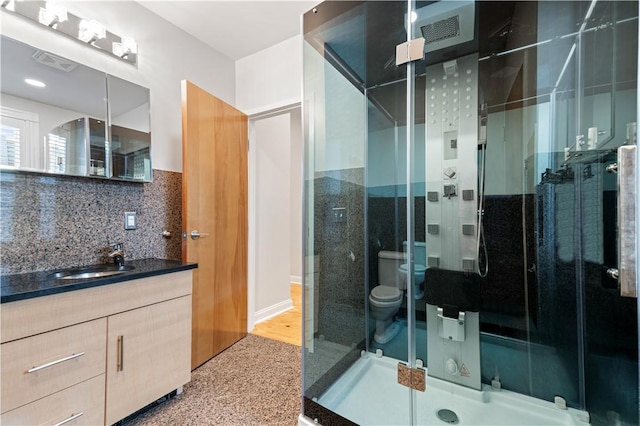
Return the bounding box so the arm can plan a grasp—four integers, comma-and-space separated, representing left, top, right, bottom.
181, 81, 248, 369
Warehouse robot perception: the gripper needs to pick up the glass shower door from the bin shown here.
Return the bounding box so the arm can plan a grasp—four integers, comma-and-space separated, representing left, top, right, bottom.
302, 2, 415, 424
572, 1, 639, 422
408, 0, 639, 425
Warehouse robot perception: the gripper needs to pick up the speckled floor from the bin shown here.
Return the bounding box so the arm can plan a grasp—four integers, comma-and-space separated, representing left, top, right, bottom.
123, 334, 302, 426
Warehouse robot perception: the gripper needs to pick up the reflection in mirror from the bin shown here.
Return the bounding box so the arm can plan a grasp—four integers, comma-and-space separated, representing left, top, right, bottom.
89, 118, 107, 177
47, 117, 86, 175
0, 35, 107, 176
108, 75, 151, 181
0, 35, 152, 182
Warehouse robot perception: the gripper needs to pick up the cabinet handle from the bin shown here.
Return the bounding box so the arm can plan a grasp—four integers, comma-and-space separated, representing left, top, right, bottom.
117, 335, 124, 371
52, 412, 84, 426
26, 352, 85, 373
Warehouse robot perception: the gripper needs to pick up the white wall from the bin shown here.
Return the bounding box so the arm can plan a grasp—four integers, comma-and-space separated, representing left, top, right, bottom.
290, 108, 303, 283
367, 124, 426, 195
112, 103, 150, 133
236, 35, 302, 115
253, 112, 293, 322
238, 36, 307, 329
1, 1, 236, 172
304, 41, 365, 173
2, 94, 85, 154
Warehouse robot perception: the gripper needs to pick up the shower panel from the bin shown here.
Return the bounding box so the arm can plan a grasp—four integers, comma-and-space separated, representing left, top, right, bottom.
425, 53, 482, 390
425, 53, 480, 273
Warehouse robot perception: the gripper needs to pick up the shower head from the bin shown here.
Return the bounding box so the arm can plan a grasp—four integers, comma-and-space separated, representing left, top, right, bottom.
413, 0, 475, 54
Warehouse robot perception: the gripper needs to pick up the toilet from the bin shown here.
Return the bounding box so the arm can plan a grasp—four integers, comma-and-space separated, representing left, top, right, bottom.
400, 241, 427, 300
369, 250, 405, 344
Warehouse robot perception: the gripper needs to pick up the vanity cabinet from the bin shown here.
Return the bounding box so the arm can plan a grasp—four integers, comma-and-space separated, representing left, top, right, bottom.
0, 270, 192, 425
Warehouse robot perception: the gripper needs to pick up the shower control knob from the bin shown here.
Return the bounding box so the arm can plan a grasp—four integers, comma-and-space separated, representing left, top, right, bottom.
446, 358, 459, 376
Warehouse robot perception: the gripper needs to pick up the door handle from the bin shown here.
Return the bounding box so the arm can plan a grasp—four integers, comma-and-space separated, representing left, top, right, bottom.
190, 230, 210, 240
616, 145, 637, 298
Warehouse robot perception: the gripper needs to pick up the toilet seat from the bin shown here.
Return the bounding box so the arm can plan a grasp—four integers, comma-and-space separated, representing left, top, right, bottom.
399, 263, 427, 273
371, 286, 402, 302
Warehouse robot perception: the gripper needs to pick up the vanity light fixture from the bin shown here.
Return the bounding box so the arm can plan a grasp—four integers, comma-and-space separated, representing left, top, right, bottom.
112, 36, 137, 58
79, 19, 106, 44
1, 0, 137, 66
38, 2, 67, 28
24, 78, 46, 88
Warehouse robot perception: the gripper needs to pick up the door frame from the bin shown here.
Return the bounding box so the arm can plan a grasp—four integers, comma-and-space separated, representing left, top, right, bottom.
247, 101, 302, 332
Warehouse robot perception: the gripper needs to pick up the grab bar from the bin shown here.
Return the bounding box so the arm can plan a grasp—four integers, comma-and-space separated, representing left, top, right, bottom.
617, 145, 637, 298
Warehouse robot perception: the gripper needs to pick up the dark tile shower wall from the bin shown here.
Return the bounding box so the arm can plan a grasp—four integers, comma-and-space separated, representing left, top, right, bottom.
0, 170, 182, 274
481, 194, 538, 332
313, 168, 366, 347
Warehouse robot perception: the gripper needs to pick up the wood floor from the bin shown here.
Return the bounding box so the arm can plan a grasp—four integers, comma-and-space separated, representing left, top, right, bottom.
251, 284, 302, 346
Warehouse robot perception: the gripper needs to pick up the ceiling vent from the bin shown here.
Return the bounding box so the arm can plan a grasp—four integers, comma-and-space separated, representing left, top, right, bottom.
32, 50, 78, 72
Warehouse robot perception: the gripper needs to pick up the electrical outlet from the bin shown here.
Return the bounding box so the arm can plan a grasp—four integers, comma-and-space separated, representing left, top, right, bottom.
124, 212, 137, 230
332, 207, 347, 223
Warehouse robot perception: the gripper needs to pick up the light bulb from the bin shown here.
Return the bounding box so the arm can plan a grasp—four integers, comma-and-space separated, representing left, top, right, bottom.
79, 19, 106, 44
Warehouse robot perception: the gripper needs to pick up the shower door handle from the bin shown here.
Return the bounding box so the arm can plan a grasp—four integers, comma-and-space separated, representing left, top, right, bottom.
616, 145, 637, 298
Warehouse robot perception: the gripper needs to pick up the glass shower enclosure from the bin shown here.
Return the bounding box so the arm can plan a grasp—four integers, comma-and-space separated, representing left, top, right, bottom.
301, 1, 639, 425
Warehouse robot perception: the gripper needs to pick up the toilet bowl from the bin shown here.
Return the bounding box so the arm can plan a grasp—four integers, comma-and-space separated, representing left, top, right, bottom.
401, 241, 428, 300
399, 263, 426, 300
369, 286, 403, 344
369, 250, 405, 344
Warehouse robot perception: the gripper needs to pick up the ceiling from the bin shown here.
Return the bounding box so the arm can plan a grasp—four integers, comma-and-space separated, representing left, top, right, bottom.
137, 1, 319, 61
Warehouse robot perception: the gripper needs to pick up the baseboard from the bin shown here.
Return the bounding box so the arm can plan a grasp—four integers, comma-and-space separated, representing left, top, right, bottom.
290, 276, 302, 285
254, 299, 293, 324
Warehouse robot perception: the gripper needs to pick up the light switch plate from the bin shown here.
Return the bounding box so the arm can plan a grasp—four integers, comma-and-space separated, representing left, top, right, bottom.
124, 212, 137, 230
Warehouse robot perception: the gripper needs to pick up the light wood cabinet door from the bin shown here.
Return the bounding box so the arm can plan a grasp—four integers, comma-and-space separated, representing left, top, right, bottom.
1, 375, 105, 426
105, 296, 191, 425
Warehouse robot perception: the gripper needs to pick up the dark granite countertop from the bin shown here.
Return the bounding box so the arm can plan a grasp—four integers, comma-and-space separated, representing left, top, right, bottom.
1, 258, 197, 303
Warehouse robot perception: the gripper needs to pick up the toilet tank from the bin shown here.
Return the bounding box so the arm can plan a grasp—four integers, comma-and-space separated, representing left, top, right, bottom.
378, 250, 405, 287
403, 241, 427, 265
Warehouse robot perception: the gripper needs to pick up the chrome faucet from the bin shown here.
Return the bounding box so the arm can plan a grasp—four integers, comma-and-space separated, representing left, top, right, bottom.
109, 243, 125, 267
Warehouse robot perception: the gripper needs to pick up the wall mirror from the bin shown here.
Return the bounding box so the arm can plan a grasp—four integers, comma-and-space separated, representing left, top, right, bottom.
0, 35, 152, 182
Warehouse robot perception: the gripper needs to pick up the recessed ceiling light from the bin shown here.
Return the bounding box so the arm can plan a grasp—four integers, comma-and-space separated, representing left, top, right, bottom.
24, 78, 46, 88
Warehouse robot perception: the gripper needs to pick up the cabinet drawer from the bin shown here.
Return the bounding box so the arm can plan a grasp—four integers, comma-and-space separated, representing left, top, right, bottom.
1, 318, 106, 413
1, 374, 105, 425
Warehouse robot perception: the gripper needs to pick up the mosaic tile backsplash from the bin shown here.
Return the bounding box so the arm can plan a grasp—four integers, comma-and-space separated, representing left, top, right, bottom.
0, 170, 182, 274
